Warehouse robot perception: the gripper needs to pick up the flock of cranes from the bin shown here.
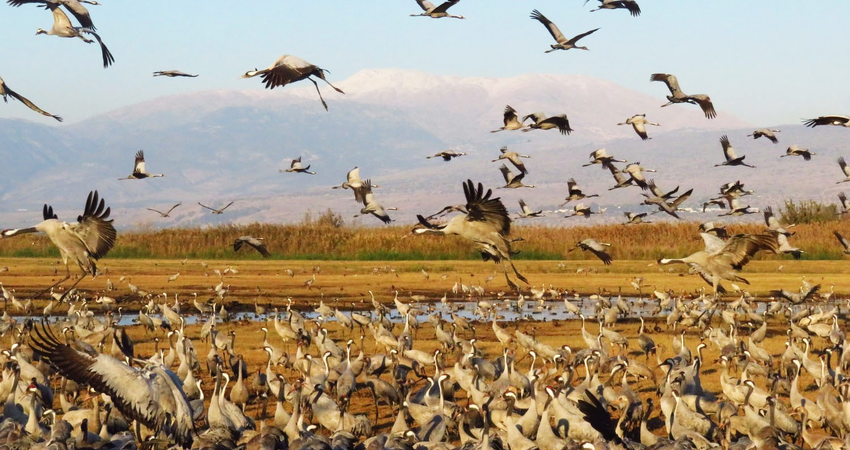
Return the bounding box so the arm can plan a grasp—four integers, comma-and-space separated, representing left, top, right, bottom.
1, 1, 850, 449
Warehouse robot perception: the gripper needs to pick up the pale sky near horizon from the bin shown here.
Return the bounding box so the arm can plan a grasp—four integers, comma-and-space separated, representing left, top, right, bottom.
0, 1, 847, 126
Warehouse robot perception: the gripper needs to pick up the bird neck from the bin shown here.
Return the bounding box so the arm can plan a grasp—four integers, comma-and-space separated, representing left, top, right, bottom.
2, 226, 39, 237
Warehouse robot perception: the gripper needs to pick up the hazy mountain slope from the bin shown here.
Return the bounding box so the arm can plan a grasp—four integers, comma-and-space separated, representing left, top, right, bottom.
2, 68, 844, 229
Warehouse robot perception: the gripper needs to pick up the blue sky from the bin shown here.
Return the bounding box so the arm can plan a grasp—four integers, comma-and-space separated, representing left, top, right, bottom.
0, 1, 847, 126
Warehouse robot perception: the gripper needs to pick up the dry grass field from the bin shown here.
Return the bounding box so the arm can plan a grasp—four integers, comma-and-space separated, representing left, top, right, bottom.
1, 255, 846, 439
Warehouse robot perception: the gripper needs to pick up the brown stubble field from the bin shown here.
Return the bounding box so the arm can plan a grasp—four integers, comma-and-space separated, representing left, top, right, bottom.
1, 256, 846, 435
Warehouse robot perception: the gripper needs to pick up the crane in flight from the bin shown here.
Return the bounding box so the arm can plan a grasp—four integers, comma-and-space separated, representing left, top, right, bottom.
2, 191, 116, 300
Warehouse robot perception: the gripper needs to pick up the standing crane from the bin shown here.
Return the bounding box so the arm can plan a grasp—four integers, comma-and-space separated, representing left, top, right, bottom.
410, 0, 464, 19
650, 73, 716, 119
120, 150, 164, 179
0, 74, 62, 121
414, 179, 527, 290
281, 157, 316, 174
530, 9, 600, 53
1, 191, 115, 299
715, 135, 754, 168
241, 55, 344, 111
35, 3, 113, 68
491, 105, 526, 132
618, 114, 659, 140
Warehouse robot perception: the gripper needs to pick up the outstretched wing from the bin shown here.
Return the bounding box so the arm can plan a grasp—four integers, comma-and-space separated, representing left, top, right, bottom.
29, 323, 194, 448
650, 73, 681, 95
577, 391, 623, 445
716, 233, 778, 269
72, 190, 116, 259
134, 150, 146, 174
834, 231, 850, 250
0, 81, 62, 122
502, 105, 518, 125
431, 0, 459, 14
566, 27, 600, 45
530, 9, 567, 44
463, 180, 510, 236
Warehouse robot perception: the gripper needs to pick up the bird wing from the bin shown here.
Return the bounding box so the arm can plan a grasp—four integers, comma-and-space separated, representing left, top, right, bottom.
291, 157, 302, 169
567, 178, 579, 194
834, 231, 850, 250
688, 94, 716, 119
590, 247, 612, 265
0, 81, 62, 122
48, 3, 74, 30
146, 208, 165, 215
134, 150, 146, 174
714, 233, 778, 269
233, 238, 244, 252
29, 323, 194, 448
650, 73, 681, 95
197, 202, 215, 211
619, 0, 641, 16
508, 155, 528, 174
346, 167, 361, 184
498, 164, 515, 184
80, 29, 114, 68
839, 157, 850, 177
247, 238, 270, 258
566, 28, 600, 45
260, 56, 316, 89
530, 10, 567, 44
763, 206, 779, 229
719, 135, 736, 161
647, 179, 663, 198
840, 192, 849, 208
670, 189, 692, 209
503, 105, 518, 125
415, 0, 437, 12
522, 112, 545, 124
803, 115, 850, 127
518, 199, 529, 213
633, 120, 648, 140
431, 0, 460, 14
219, 201, 234, 212
463, 180, 510, 235
542, 115, 572, 135
166, 203, 182, 215
71, 190, 116, 259
43, 204, 58, 220
60, 0, 95, 30
577, 391, 623, 445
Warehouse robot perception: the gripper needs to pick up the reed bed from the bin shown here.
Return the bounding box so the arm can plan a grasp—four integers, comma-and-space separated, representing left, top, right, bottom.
2, 221, 849, 261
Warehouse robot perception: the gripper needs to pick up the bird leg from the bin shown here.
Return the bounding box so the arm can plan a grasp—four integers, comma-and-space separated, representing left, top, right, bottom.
58, 271, 88, 302
308, 78, 329, 111
33, 264, 71, 299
